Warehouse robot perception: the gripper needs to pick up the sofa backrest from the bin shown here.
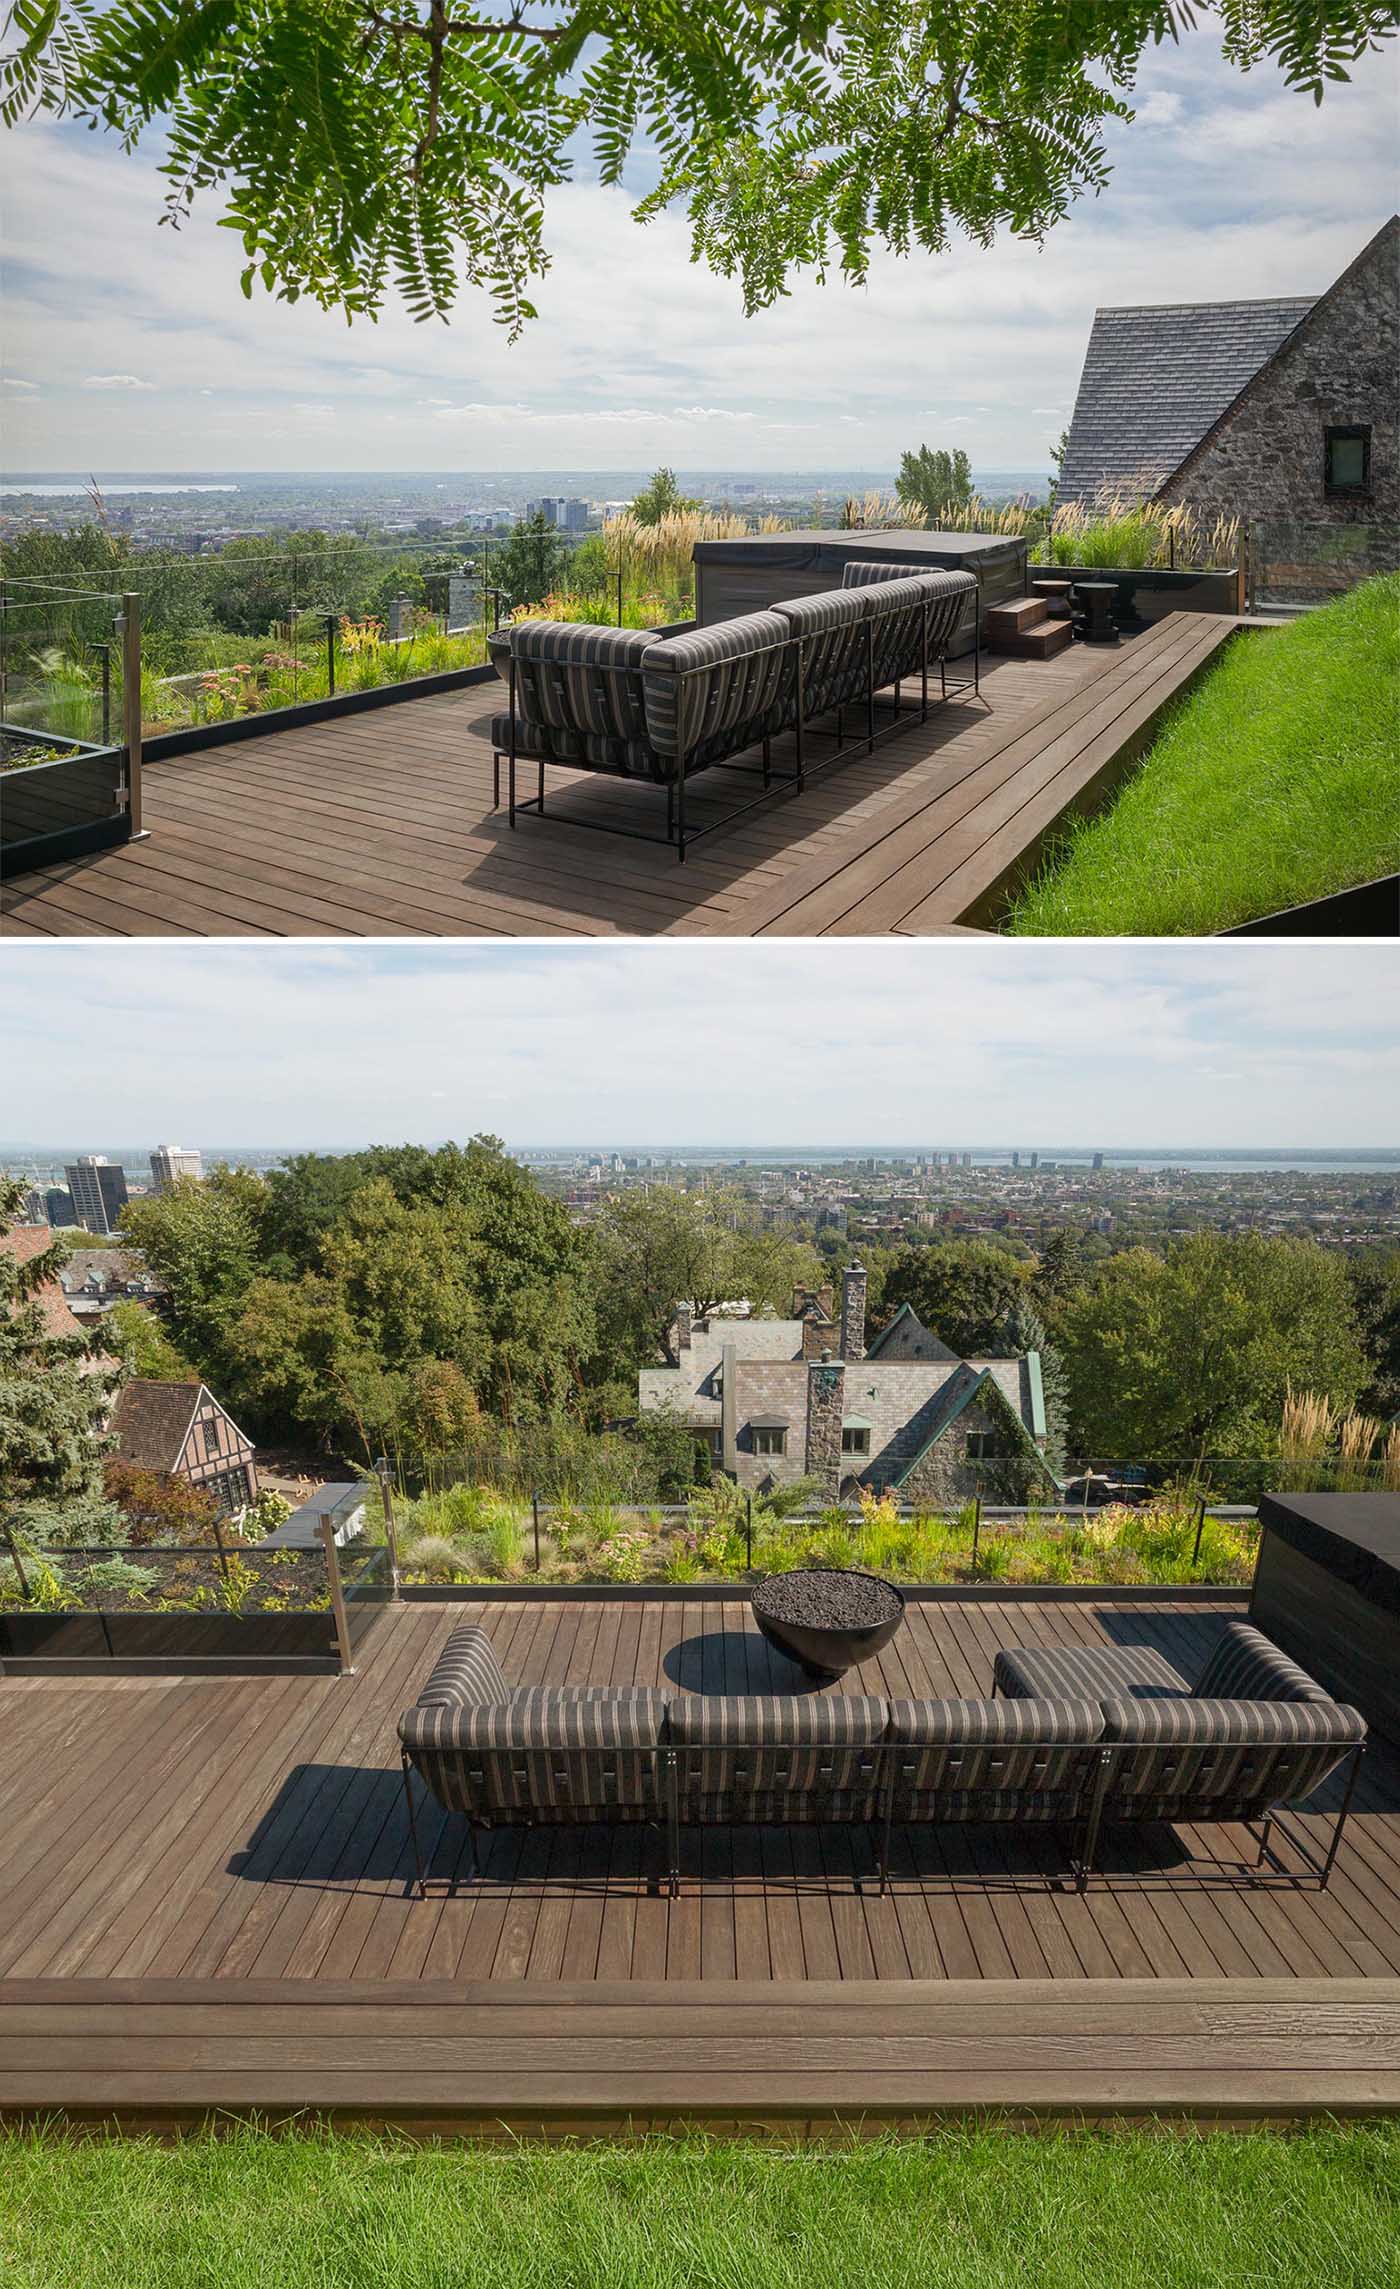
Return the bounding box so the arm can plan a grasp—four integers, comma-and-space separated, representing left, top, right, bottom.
1099, 1693, 1366, 1816
841, 564, 977, 659
768, 588, 870, 715
664, 1690, 888, 1821
885, 1695, 1104, 1814
641, 612, 795, 759
400, 1684, 669, 1820
507, 620, 656, 746
1193, 1619, 1333, 1703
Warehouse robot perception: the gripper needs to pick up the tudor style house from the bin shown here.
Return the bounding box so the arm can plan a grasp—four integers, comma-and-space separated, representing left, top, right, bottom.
638, 1265, 1049, 1501
109, 1379, 259, 1517
1057, 215, 1398, 600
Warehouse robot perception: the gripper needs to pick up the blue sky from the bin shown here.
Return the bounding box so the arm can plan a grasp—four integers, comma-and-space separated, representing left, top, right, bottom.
2, 943, 1395, 1148
1, 24, 1395, 475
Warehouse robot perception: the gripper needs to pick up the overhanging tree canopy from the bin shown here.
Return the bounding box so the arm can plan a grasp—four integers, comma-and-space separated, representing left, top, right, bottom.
4, 3, 1393, 333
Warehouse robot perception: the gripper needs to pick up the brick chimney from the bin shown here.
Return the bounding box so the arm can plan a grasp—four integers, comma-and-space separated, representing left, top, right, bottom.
676, 1303, 692, 1352
840, 1263, 867, 1361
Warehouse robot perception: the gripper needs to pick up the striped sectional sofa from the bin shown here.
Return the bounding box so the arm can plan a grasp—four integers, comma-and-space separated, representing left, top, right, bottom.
397, 1618, 1363, 1899
486, 564, 977, 860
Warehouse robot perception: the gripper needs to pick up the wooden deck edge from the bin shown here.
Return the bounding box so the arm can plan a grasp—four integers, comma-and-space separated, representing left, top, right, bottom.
3, 1979, 1396, 2131
947, 620, 1240, 932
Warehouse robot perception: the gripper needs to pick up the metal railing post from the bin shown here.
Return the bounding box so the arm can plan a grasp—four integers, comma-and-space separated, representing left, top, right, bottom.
375, 1457, 401, 1597
1191, 1493, 1207, 1570
745, 1491, 753, 1570
971, 1485, 982, 1574
319, 1512, 356, 1675
533, 1490, 542, 1572
117, 591, 143, 836
325, 613, 338, 699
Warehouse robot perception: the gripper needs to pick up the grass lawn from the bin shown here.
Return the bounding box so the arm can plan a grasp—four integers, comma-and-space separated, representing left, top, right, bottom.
1006, 573, 1399, 936
3, 2123, 1398, 2288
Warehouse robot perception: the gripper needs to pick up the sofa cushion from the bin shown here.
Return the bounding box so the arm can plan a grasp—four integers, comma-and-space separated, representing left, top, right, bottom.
1099, 1693, 1366, 1817
839, 561, 941, 587
665, 1692, 887, 1823
995, 1643, 1190, 1702
411, 1622, 508, 1712
1193, 1619, 1332, 1704
886, 1695, 1103, 1805
490, 711, 586, 765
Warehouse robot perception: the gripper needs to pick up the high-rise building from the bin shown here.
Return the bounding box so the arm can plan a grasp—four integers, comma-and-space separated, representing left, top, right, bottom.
1029, 1152, 1039, 1170
150, 1144, 203, 1190
45, 1187, 76, 1228
64, 1155, 129, 1236
1092, 1151, 1105, 1170
19, 1187, 46, 1224
563, 498, 590, 532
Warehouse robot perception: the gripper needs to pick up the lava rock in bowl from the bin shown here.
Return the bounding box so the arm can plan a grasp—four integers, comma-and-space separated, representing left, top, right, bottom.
751, 1566, 906, 1682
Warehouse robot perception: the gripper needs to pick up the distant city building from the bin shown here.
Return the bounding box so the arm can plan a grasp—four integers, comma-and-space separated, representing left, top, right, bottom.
1092, 1152, 1105, 1171
563, 498, 590, 532
150, 1144, 203, 1191
19, 1187, 46, 1224
64, 1156, 129, 1236
45, 1187, 76, 1228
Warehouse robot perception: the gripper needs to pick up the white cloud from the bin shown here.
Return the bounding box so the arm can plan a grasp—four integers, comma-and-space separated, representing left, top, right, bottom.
1, 30, 1394, 472
2, 376, 39, 392
79, 372, 156, 391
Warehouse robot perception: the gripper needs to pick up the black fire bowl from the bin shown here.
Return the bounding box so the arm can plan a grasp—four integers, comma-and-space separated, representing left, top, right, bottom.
751, 1567, 907, 1683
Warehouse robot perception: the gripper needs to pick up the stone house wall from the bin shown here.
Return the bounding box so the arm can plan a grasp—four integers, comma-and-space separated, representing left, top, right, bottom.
1157, 220, 1399, 601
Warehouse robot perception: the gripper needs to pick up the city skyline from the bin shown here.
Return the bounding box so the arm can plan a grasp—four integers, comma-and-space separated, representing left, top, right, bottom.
4, 942, 1396, 1151
3, 32, 1394, 475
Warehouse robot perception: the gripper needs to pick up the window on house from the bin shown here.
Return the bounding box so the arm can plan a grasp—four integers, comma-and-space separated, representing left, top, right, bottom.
752, 1426, 787, 1457
1325, 426, 1371, 495
966, 1433, 1010, 1461
205, 1466, 251, 1516
841, 1425, 872, 1456
203, 1416, 222, 1458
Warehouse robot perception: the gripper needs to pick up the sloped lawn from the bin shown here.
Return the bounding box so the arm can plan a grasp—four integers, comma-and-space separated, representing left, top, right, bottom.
3, 2124, 1398, 2289
1006, 573, 1399, 935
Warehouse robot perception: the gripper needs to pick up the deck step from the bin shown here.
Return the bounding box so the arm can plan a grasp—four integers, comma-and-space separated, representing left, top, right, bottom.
984, 596, 1049, 636
986, 618, 1076, 661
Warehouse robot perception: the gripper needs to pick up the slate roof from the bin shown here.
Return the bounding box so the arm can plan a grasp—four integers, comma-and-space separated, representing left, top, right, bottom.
110, 1379, 207, 1471
1057, 296, 1316, 505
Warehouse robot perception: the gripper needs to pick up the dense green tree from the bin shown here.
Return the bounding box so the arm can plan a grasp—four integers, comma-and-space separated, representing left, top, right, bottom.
1031, 1226, 1090, 1309
874, 1240, 1028, 1357
629, 469, 701, 524
119, 1167, 269, 1382
0, 1181, 119, 1543
8, 6, 1389, 331
594, 1187, 821, 1366
103, 1298, 197, 1384
1055, 1233, 1366, 1463
1348, 1249, 1400, 1418
895, 445, 974, 526
490, 515, 573, 611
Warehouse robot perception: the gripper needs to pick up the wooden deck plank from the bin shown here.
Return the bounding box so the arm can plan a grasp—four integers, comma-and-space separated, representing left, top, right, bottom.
0, 629, 1220, 939
2, 1981, 1395, 2124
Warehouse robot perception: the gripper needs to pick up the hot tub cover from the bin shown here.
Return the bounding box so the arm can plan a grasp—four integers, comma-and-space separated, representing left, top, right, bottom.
1256, 1492, 1400, 1615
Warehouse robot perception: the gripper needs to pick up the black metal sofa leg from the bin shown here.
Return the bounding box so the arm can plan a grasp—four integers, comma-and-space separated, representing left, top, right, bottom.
401, 1754, 428, 1901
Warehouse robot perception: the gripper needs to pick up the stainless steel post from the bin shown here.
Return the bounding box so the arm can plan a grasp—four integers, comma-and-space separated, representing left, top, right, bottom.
319, 1512, 356, 1674
375, 1457, 402, 1596
118, 592, 143, 836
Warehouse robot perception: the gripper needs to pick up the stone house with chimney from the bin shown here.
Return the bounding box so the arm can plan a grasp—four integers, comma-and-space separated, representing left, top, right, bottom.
1058, 216, 1398, 601
640, 1267, 1049, 1501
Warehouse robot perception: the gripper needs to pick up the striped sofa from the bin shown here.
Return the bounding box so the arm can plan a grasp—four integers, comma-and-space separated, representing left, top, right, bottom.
397, 1618, 1354, 1900
994, 1622, 1366, 1884
487, 565, 978, 860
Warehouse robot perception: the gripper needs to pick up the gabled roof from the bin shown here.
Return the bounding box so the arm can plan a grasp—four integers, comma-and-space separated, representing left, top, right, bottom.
110, 1378, 207, 1470
864, 1302, 959, 1363
886, 1359, 1056, 1493
1057, 295, 1315, 505
1156, 215, 1400, 494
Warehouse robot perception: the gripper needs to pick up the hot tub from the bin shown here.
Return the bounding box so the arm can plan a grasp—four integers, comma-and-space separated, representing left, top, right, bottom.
1250, 1492, 1400, 1739
691, 530, 1027, 656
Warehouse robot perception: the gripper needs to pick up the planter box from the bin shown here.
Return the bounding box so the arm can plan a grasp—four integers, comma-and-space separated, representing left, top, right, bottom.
0, 733, 129, 879
141, 661, 497, 763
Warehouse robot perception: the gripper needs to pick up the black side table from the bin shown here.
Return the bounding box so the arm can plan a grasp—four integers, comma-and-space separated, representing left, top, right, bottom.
1073, 581, 1119, 643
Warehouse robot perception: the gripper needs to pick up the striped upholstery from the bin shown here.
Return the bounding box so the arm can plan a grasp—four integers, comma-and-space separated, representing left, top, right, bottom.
489, 711, 585, 765
511, 620, 654, 742
1099, 1694, 1366, 1820
412, 1622, 508, 1710
400, 1685, 668, 1824
886, 1696, 1104, 1820
839, 561, 940, 587
995, 1643, 1190, 1702
642, 613, 795, 765
769, 589, 871, 721
665, 1692, 887, 1823
1193, 1620, 1333, 1704
842, 564, 977, 670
